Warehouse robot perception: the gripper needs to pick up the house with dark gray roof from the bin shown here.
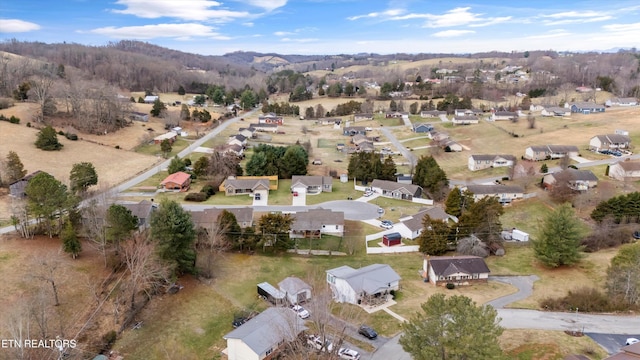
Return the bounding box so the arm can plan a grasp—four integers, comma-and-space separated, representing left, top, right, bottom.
524, 145, 579, 161
452, 115, 479, 125
589, 134, 631, 152
401, 207, 458, 239
220, 177, 271, 196
421, 255, 490, 286
353, 113, 373, 121
468, 154, 516, 171
490, 111, 518, 121
190, 207, 254, 229
420, 110, 446, 118
412, 123, 434, 133
568, 102, 605, 114
289, 209, 344, 238
121, 200, 155, 229
249, 123, 279, 133
326, 264, 401, 305
541, 106, 570, 117
343, 126, 367, 136
543, 169, 598, 191
291, 175, 332, 194
223, 307, 306, 360
606, 97, 638, 107
370, 179, 422, 201
9, 170, 43, 198
464, 184, 525, 204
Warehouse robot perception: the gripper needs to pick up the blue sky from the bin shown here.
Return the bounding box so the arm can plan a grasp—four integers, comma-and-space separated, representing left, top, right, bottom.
1, 0, 639, 55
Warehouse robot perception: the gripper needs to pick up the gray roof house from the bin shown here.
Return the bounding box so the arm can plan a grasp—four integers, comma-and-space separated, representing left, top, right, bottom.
326, 264, 401, 305
402, 207, 458, 239
413, 123, 434, 133
421, 256, 490, 286
543, 169, 598, 191
343, 126, 367, 136
541, 106, 570, 117
568, 102, 605, 114
9, 170, 43, 198
121, 200, 155, 229
370, 179, 422, 201
290, 209, 344, 238
605, 97, 638, 107
609, 160, 640, 181
353, 113, 374, 121
291, 175, 333, 193
490, 111, 518, 121
223, 307, 306, 360
464, 184, 525, 204
589, 134, 631, 151
420, 110, 446, 118
221, 178, 270, 196
249, 123, 279, 133
278, 276, 312, 305
190, 207, 254, 229
524, 145, 579, 161
468, 154, 516, 171
452, 115, 479, 125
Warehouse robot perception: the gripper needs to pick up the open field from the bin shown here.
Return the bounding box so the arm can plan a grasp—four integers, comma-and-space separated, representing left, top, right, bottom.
500, 329, 608, 360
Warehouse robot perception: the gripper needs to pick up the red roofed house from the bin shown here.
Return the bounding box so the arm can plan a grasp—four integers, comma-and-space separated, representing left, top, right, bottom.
160, 171, 191, 191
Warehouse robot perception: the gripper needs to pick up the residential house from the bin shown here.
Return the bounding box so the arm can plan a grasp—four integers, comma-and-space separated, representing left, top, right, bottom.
568, 102, 606, 114
220, 177, 272, 196
249, 123, 279, 133
356, 141, 375, 153
317, 117, 341, 125
370, 179, 423, 200
258, 112, 284, 125
396, 175, 412, 184
291, 175, 333, 194
543, 169, 598, 191
421, 256, 490, 286
190, 207, 254, 229
153, 132, 177, 144
454, 109, 474, 117
278, 277, 312, 305
524, 145, 579, 161
353, 113, 373, 121
238, 127, 256, 139
129, 111, 149, 122
443, 140, 463, 152
452, 115, 479, 125
9, 170, 43, 198
413, 123, 434, 133
430, 131, 450, 142
223, 307, 306, 360
468, 154, 516, 171
326, 264, 401, 305
343, 126, 367, 136
464, 184, 525, 204
402, 207, 457, 239
589, 134, 631, 152
121, 200, 155, 229
420, 110, 446, 118
385, 111, 407, 118
143, 95, 159, 103
228, 134, 247, 147
160, 171, 191, 192
541, 106, 570, 117
222, 144, 244, 157
603, 341, 640, 360
490, 111, 518, 121
609, 160, 640, 181
290, 209, 344, 238
605, 97, 638, 107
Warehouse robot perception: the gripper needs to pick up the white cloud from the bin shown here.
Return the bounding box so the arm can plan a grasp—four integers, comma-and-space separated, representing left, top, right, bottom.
542, 10, 603, 19
525, 29, 571, 39
347, 8, 405, 21
432, 29, 475, 38
88, 23, 230, 40
469, 16, 512, 27
423, 7, 481, 28
0, 19, 41, 33
602, 22, 640, 32
274, 31, 294, 36
111, 0, 249, 21
243, 0, 288, 11
543, 15, 612, 26
280, 37, 318, 43
242, 22, 254, 27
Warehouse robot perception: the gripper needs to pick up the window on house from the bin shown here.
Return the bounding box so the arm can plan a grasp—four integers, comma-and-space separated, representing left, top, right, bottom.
266, 348, 273, 356
473, 273, 478, 279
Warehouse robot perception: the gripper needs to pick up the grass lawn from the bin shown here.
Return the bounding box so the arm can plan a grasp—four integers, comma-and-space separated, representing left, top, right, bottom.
500, 197, 553, 236
135, 138, 191, 158
306, 180, 356, 204
500, 329, 608, 360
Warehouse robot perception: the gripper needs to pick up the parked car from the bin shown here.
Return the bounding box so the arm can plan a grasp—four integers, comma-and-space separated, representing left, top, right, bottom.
377, 207, 384, 214
291, 305, 310, 319
338, 347, 361, 360
627, 338, 640, 345
358, 325, 378, 340
232, 316, 247, 328
379, 220, 393, 229
307, 334, 333, 352
364, 190, 373, 197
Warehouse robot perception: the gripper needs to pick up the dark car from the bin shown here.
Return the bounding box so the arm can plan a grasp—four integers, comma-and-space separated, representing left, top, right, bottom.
633, 231, 640, 240
358, 325, 378, 339
232, 316, 247, 328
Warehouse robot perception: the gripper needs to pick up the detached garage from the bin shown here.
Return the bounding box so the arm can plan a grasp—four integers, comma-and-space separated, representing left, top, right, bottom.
383, 232, 402, 247
278, 276, 312, 305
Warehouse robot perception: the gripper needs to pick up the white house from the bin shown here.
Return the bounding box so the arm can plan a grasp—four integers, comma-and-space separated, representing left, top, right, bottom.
223, 307, 306, 360
464, 184, 525, 204
543, 169, 598, 191
401, 207, 457, 239
606, 97, 638, 107
490, 111, 518, 121
289, 209, 344, 239
540, 106, 570, 117
468, 154, 516, 171
143, 95, 159, 103
609, 160, 640, 181
524, 145, 579, 161
589, 134, 631, 152
278, 276, 312, 305
326, 264, 400, 305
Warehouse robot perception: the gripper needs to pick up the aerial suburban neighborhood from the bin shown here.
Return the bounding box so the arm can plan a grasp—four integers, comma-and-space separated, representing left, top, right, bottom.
1, 2, 640, 359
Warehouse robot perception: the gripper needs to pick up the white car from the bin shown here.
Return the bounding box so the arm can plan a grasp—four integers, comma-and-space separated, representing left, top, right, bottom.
363, 190, 373, 197
307, 334, 333, 352
380, 220, 394, 229
627, 338, 640, 345
338, 347, 361, 359
291, 305, 310, 319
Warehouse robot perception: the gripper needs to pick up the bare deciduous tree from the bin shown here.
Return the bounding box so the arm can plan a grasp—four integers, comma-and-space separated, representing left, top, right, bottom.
31, 255, 63, 306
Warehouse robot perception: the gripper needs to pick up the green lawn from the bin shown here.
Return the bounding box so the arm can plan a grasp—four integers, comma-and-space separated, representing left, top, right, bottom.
500, 197, 553, 236
306, 180, 356, 204
135, 138, 191, 157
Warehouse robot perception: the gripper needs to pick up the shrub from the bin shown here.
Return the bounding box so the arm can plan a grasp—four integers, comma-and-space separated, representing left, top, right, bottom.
101, 330, 117, 352
26, 122, 31, 127
185, 192, 207, 202
446, 283, 455, 290
9, 115, 19, 124
540, 286, 632, 312
115, 145, 120, 149
58, 130, 65, 136
184, 158, 192, 167
200, 184, 216, 197
0, 98, 14, 109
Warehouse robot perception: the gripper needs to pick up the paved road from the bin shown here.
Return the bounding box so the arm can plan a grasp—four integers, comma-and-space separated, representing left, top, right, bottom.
379, 127, 417, 168
586, 333, 640, 355
487, 275, 540, 309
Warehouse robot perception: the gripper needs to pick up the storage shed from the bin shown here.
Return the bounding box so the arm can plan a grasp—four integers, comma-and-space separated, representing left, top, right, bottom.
382, 232, 402, 247
278, 276, 312, 305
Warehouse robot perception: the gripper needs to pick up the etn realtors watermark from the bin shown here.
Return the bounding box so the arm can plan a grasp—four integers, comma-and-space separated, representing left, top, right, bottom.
1, 339, 77, 349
